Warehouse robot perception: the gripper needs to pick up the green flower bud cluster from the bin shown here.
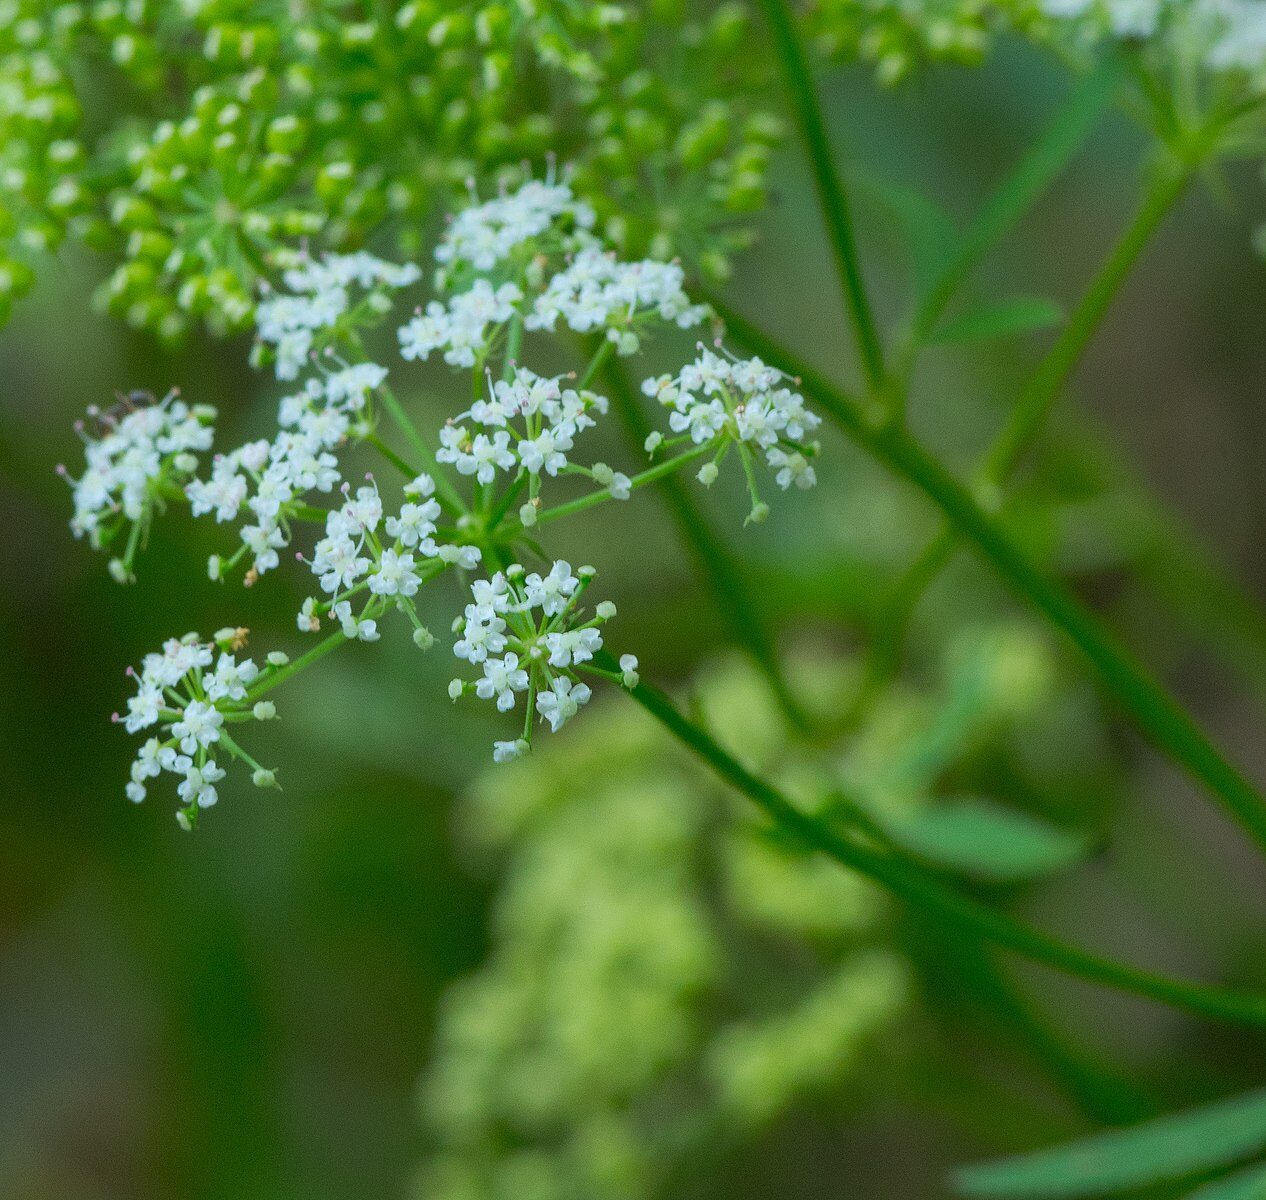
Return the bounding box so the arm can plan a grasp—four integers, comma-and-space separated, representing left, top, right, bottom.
1, 0, 784, 340
417, 630, 1078, 1199
806, 0, 994, 85
0, 2, 88, 322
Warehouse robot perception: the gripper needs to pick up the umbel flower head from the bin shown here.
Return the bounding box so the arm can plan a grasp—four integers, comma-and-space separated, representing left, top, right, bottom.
114, 629, 284, 830
58, 390, 215, 583
643, 345, 822, 524
83, 171, 822, 827
449, 562, 636, 762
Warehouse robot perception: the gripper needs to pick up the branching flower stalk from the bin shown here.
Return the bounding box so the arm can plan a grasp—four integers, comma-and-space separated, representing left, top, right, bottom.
64, 175, 826, 829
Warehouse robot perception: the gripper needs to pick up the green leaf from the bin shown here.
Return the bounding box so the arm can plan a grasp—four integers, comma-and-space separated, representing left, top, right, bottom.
928, 296, 1065, 345
882, 797, 1092, 884
852, 166, 959, 292
1185, 1160, 1266, 1200
915, 52, 1123, 332
953, 1089, 1266, 1200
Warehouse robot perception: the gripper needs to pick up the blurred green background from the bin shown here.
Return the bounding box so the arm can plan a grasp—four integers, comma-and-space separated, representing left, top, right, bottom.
3, 40, 1266, 1200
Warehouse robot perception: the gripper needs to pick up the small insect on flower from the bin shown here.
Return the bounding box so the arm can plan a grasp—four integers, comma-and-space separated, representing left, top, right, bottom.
449, 562, 629, 759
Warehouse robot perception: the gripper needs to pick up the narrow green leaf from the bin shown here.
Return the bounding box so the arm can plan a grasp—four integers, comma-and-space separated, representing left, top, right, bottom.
1185, 1160, 1266, 1200
853, 167, 959, 291
953, 1089, 1266, 1200
929, 296, 1065, 345
916, 52, 1123, 333
883, 797, 1092, 884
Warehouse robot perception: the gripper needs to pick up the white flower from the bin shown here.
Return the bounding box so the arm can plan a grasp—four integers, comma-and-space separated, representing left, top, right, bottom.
368, 548, 420, 597
205, 654, 259, 703
332, 600, 379, 641
544, 627, 603, 668
535, 676, 592, 732
434, 178, 594, 272
172, 699, 224, 754
492, 738, 529, 763
476, 653, 530, 711
177, 760, 226, 809
527, 244, 708, 342
522, 561, 580, 617
257, 251, 419, 380
63, 393, 213, 556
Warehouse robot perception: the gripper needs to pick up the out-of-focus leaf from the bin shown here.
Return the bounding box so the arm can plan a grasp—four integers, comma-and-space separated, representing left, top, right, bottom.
953, 1089, 1266, 1200
883, 797, 1091, 884
928, 296, 1064, 345
854, 167, 959, 291
1184, 1160, 1266, 1200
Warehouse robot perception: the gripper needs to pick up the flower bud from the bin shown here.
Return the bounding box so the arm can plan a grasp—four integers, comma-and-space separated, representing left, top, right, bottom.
251, 768, 277, 789
448, 678, 464, 701
252, 701, 276, 721
519, 501, 538, 528
412, 626, 435, 650
697, 462, 719, 487
596, 600, 616, 620
266, 651, 289, 666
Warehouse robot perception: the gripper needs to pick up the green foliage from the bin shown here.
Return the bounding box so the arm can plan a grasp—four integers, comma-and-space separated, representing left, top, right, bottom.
0, 0, 780, 339
954, 1089, 1266, 1199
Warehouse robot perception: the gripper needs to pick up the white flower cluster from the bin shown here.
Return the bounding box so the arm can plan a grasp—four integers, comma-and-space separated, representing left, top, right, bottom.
435, 179, 596, 273
1036, 0, 1266, 80
116, 631, 283, 830
449, 562, 638, 761
436, 367, 629, 507
527, 242, 710, 354
298, 474, 480, 644
399, 178, 709, 372
187, 362, 389, 582
399, 279, 524, 369
255, 250, 421, 380
61, 391, 215, 580
643, 347, 822, 510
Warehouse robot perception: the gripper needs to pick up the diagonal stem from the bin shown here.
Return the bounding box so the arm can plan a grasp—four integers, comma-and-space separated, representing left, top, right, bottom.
710, 300, 1266, 856
757, 0, 885, 391
856, 153, 1194, 716
609, 655, 1266, 1029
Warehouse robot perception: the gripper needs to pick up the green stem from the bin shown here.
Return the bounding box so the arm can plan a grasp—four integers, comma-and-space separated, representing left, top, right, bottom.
909, 52, 1125, 353
612, 657, 1266, 1029
757, 0, 884, 391
504, 442, 712, 535
984, 155, 1192, 484
365, 432, 418, 480
247, 630, 347, 700
601, 356, 815, 735
711, 300, 1266, 855
377, 384, 465, 515
854, 152, 1193, 723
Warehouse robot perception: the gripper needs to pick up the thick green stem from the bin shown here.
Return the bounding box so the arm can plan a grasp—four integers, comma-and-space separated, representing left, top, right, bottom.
711, 300, 1266, 855
601, 357, 815, 735
757, 0, 885, 390
856, 155, 1193, 720
613, 659, 1266, 1029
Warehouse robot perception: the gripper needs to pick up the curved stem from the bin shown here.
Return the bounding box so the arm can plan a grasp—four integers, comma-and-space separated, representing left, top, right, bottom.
757, 0, 884, 391
711, 299, 1266, 856
612, 657, 1266, 1029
